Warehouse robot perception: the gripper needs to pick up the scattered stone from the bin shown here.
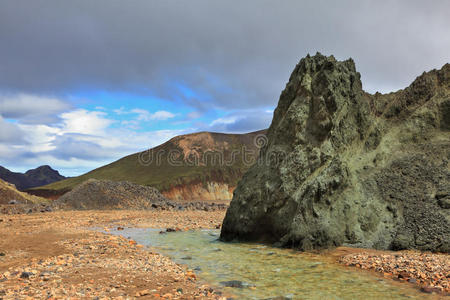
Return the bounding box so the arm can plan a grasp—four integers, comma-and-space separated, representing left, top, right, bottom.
20, 272, 33, 279
340, 251, 449, 294
421, 286, 442, 294
219, 280, 249, 288
136, 289, 150, 296
0, 210, 226, 299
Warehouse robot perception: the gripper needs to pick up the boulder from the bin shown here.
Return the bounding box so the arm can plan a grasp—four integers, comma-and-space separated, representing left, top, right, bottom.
221, 53, 449, 252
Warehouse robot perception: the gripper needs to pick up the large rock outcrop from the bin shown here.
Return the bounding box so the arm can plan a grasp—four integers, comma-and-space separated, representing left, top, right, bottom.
221, 53, 450, 252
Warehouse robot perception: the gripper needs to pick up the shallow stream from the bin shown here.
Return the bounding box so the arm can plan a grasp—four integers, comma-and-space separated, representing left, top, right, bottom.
111, 228, 433, 299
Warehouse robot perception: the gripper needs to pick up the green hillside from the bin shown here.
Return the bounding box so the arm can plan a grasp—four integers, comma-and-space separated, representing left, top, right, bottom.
32, 130, 266, 198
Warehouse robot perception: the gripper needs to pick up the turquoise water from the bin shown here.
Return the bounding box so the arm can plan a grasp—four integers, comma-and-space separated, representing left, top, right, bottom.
111, 228, 432, 300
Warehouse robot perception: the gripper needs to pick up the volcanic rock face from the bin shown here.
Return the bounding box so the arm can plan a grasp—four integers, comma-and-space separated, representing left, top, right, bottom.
221, 53, 450, 252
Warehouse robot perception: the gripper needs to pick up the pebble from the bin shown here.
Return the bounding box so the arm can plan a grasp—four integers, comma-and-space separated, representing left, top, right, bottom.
340, 251, 449, 294
0, 210, 227, 299
20, 272, 33, 279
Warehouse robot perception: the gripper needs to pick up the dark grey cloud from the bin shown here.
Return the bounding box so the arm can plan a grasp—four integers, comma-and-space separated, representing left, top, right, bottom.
0, 94, 72, 124
0, 0, 449, 112
48, 133, 117, 160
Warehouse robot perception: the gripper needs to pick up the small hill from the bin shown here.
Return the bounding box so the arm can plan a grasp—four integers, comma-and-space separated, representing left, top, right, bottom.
33, 130, 267, 201
0, 165, 66, 190
54, 179, 169, 210
0, 178, 48, 205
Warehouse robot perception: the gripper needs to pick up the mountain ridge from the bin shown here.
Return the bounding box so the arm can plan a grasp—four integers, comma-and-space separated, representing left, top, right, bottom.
32, 129, 267, 201
0, 165, 66, 191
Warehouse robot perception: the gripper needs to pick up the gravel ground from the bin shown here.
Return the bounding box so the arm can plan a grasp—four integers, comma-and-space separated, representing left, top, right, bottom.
0, 210, 448, 298
0, 210, 227, 299
339, 250, 449, 295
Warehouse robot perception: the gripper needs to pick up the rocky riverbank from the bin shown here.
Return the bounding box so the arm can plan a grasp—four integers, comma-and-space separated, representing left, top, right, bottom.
0, 200, 228, 215
0, 210, 227, 299
339, 249, 449, 295
1, 210, 448, 298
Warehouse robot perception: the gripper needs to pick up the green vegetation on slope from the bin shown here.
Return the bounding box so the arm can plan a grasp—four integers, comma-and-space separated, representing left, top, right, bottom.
35, 130, 266, 196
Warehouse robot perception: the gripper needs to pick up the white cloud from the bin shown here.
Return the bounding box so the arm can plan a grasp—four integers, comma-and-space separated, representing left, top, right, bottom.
130, 109, 175, 121
113, 107, 175, 122
0, 115, 26, 144
207, 110, 271, 133
60, 109, 114, 135
113, 107, 127, 115
209, 116, 238, 127
0, 93, 71, 124
0, 97, 185, 176
187, 111, 202, 119
17, 124, 59, 152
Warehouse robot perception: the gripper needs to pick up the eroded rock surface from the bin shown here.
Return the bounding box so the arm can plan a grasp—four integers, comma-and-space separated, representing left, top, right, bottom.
221, 53, 450, 252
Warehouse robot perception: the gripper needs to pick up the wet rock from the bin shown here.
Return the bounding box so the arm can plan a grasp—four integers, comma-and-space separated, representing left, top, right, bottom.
421, 286, 441, 294
220, 280, 254, 288
220, 280, 244, 288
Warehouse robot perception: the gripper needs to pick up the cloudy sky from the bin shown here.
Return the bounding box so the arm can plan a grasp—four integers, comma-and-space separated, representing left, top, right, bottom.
0, 0, 449, 176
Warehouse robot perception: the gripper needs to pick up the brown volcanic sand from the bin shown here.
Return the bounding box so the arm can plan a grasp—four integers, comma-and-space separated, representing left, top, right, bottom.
0, 210, 448, 298
0, 210, 226, 299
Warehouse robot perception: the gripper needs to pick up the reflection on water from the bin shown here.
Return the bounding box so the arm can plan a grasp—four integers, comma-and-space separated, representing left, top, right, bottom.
111, 228, 432, 300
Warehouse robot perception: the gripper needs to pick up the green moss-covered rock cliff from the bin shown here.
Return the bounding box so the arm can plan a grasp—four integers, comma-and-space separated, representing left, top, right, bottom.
221, 53, 449, 252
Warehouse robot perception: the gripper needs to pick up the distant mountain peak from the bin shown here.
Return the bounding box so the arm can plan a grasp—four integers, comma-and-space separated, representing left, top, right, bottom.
0, 165, 66, 191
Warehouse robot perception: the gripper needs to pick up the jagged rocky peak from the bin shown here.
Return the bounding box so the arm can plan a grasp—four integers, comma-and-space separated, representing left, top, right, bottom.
221, 53, 449, 252
268, 53, 371, 153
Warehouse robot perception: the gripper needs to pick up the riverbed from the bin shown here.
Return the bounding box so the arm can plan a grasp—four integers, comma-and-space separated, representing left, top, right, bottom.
112, 228, 436, 300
